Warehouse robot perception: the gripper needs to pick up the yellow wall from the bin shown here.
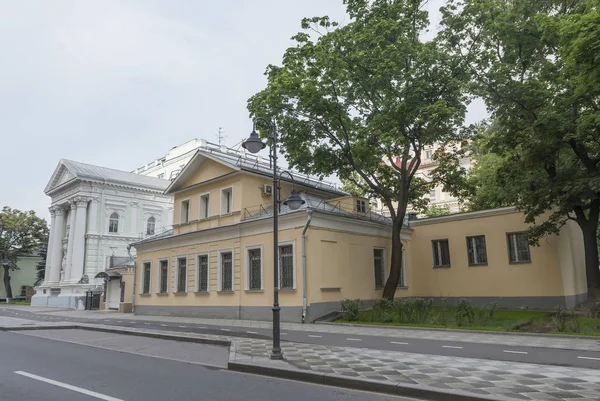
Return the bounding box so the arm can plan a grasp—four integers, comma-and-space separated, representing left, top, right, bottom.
408, 211, 566, 298
182, 158, 237, 189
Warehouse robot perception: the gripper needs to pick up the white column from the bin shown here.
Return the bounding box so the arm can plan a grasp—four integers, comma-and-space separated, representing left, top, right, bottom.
48, 207, 66, 284
87, 198, 99, 234
130, 201, 139, 236
69, 197, 89, 283
64, 201, 77, 282
43, 208, 57, 284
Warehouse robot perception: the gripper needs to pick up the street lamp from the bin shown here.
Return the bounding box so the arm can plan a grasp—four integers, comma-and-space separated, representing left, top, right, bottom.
243, 118, 305, 360
1, 255, 10, 303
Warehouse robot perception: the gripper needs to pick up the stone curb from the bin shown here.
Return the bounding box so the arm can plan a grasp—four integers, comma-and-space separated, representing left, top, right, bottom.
0, 324, 79, 332
227, 361, 512, 401
320, 321, 600, 340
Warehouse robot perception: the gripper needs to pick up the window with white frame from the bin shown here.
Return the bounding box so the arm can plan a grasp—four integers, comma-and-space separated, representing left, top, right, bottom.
429, 190, 436, 201
197, 254, 209, 292
159, 260, 168, 293
221, 188, 232, 214
432, 239, 451, 267
247, 248, 262, 290
356, 199, 366, 213
398, 249, 407, 287
507, 232, 531, 263
374, 248, 385, 288
180, 200, 190, 224
425, 150, 432, 159
279, 244, 294, 289
142, 262, 151, 294
220, 251, 233, 291
176, 257, 187, 292
466, 235, 488, 266
109, 212, 119, 233
146, 216, 156, 235
200, 193, 210, 219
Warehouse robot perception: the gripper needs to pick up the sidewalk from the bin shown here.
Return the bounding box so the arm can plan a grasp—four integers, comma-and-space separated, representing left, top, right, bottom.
5, 305, 600, 352
1, 314, 600, 401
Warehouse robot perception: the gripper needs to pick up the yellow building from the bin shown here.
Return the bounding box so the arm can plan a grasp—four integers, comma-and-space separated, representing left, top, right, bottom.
132, 145, 586, 322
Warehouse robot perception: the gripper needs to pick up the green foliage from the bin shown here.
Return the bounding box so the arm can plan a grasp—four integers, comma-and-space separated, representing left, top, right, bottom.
248, 0, 470, 299
568, 309, 583, 333
341, 299, 362, 321
440, 0, 600, 291
454, 299, 475, 327
422, 204, 452, 218
553, 306, 569, 332
0, 207, 48, 265
34, 244, 47, 286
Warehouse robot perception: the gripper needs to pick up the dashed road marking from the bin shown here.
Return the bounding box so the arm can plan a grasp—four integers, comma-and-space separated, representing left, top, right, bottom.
15, 371, 124, 401
503, 350, 528, 355
346, 338, 362, 341
442, 345, 463, 349
221, 328, 231, 332
246, 331, 258, 334
578, 356, 600, 361
308, 335, 322, 338
391, 341, 408, 345
178, 326, 187, 328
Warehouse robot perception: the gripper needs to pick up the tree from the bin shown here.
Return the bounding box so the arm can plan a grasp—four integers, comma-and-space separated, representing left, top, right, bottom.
0, 207, 48, 300
249, 0, 469, 299
423, 204, 452, 218
440, 0, 600, 296
34, 243, 48, 286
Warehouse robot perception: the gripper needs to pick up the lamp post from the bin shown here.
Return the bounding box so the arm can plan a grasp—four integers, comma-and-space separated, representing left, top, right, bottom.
2, 254, 10, 303
243, 118, 305, 360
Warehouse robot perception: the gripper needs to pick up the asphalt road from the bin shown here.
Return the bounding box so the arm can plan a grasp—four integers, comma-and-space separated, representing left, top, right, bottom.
3, 308, 600, 369
0, 331, 414, 401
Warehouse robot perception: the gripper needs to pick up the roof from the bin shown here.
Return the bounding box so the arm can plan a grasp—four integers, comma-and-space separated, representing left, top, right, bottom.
165, 145, 346, 196
46, 159, 171, 194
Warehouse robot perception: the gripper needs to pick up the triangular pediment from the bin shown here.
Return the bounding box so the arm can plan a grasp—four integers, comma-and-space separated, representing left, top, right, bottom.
45, 160, 77, 194
165, 150, 240, 194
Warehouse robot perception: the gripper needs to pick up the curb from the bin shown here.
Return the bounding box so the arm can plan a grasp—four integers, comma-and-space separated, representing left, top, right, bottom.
319, 321, 600, 341
227, 361, 511, 401
0, 324, 79, 332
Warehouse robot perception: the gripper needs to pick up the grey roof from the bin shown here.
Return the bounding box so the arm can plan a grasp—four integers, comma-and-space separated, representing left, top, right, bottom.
57, 159, 170, 191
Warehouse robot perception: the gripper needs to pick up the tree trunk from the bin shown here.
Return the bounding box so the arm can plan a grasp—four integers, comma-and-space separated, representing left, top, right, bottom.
3, 265, 12, 301
581, 222, 600, 298
382, 220, 403, 300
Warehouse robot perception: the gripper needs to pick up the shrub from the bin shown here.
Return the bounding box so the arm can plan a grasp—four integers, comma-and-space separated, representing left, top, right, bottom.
553, 306, 568, 332
588, 297, 600, 319
412, 298, 433, 323
341, 299, 362, 321
373, 298, 394, 320
568, 308, 582, 333
439, 298, 449, 326
454, 299, 475, 327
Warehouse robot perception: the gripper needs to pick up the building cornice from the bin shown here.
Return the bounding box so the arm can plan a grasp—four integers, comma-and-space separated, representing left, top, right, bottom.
410, 206, 519, 226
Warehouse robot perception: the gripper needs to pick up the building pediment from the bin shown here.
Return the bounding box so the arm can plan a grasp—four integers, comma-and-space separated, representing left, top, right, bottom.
45, 163, 77, 194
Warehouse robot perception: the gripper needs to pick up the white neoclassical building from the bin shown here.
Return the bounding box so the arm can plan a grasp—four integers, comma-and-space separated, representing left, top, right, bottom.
32, 159, 172, 309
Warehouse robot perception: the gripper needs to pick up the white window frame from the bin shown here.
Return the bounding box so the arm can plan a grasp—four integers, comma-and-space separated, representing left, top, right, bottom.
244, 245, 264, 291
220, 187, 233, 215
466, 235, 488, 266
278, 240, 296, 290
218, 248, 234, 291
432, 239, 451, 267
195, 252, 210, 292
429, 189, 436, 201
108, 212, 119, 233
374, 247, 385, 289
175, 256, 188, 293
146, 216, 156, 235
180, 199, 190, 224
507, 232, 531, 264
356, 199, 366, 213
425, 150, 432, 159
157, 258, 169, 294
141, 261, 151, 294
199, 192, 210, 220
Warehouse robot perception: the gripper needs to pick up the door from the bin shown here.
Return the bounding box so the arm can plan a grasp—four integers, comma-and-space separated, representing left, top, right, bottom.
108, 279, 121, 310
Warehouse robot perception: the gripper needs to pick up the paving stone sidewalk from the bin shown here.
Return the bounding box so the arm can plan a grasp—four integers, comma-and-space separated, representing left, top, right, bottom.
232, 340, 600, 401
5, 305, 600, 352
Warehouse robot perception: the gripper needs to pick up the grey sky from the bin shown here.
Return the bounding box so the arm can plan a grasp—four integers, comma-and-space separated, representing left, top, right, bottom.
0, 0, 485, 222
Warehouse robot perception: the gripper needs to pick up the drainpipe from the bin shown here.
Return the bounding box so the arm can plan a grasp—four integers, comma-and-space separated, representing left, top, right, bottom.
301, 211, 313, 323
127, 245, 137, 313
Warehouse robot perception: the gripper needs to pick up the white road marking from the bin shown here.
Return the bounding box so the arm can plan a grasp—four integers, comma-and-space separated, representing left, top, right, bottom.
143, 323, 151, 325
14, 371, 124, 401
442, 345, 463, 349
178, 326, 187, 328
246, 331, 258, 334
281, 333, 288, 336
221, 328, 231, 332
196, 326, 206, 329
503, 350, 528, 355
578, 356, 600, 361
308, 335, 322, 338
346, 338, 362, 341
160, 324, 168, 327
116, 321, 122, 323
391, 341, 409, 345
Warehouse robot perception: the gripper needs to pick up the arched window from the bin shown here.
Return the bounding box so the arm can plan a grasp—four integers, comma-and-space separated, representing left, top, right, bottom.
109, 212, 119, 233
146, 216, 156, 235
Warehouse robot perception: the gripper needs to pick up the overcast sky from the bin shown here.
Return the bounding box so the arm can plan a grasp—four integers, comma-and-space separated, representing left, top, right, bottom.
0, 0, 485, 221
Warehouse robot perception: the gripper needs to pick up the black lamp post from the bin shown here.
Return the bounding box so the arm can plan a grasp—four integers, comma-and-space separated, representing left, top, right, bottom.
2, 254, 10, 303
243, 118, 305, 360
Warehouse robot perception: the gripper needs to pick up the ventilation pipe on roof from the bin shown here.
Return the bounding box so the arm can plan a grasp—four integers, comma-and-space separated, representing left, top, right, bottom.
301, 210, 313, 323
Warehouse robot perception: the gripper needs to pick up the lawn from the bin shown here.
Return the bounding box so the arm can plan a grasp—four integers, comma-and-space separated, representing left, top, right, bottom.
4, 299, 30, 305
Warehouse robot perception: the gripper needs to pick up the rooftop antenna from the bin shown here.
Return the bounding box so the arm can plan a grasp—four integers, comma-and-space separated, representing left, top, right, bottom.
216, 127, 227, 147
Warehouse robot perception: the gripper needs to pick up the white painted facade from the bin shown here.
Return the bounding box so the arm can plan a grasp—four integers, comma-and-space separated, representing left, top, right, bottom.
32, 160, 172, 309
133, 138, 207, 180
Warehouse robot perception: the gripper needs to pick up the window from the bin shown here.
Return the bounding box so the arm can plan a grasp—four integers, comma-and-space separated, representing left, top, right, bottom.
356, 199, 366, 213
20, 285, 27, 297
109, 212, 119, 233
247, 248, 262, 290
425, 150, 432, 159
460, 158, 471, 170
374, 248, 385, 288
157, 173, 165, 179
200, 193, 210, 219
279, 244, 294, 289
221, 188, 233, 214
159, 260, 168, 293
507, 232, 531, 263
197, 254, 209, 292
180, 199, 190, 224
146, 216, 156, 235
142, 262, 151, 294
432, 239, 451, 267
429, 190, 436, 201
466, 235, 488, 266
176, 257, 187, 293
220, 251, 233, 291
